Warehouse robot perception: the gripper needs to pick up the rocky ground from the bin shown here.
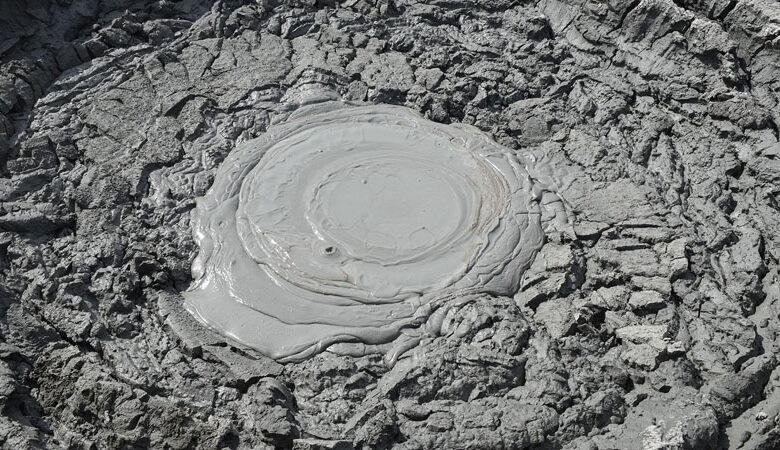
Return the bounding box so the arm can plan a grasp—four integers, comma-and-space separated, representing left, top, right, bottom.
2, 0, 780, 448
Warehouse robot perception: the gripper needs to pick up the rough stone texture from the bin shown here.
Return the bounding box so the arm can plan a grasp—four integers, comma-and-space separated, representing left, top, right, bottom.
1, 0, 780, 449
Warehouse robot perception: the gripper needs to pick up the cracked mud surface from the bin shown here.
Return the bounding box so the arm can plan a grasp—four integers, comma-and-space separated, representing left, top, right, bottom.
1, 0, 780, 449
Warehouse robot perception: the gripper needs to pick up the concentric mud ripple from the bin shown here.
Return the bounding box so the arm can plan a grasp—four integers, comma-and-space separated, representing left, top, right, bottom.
185, 102, 568, 363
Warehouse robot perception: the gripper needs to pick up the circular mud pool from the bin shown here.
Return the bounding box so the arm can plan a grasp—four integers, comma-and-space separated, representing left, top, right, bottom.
185, 102, 568, 363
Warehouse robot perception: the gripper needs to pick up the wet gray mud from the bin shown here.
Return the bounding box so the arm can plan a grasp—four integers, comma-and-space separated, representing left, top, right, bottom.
2, 1, 780, 449
185, 102, 568, 363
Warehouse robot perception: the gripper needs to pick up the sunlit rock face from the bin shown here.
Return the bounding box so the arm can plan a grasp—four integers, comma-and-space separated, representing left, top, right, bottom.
185, 102, 568, 363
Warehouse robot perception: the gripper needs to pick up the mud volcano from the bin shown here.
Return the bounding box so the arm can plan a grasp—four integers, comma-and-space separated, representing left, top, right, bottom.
185, 102, 567, 362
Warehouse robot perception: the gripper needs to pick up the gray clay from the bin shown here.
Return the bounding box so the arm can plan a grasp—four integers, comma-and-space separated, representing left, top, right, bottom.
2, 1, 780, 449
185, 102, 567, 363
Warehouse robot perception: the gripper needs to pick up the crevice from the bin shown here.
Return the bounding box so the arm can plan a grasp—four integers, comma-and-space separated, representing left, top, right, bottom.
716, 0, 738, 21
612, 0, 641, 33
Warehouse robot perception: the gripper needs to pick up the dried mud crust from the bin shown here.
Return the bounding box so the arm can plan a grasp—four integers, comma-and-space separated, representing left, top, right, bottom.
1, 0, 780, 449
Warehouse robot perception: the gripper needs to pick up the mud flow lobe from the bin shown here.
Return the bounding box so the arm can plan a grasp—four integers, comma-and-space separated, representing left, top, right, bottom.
185, 102, 567, 363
